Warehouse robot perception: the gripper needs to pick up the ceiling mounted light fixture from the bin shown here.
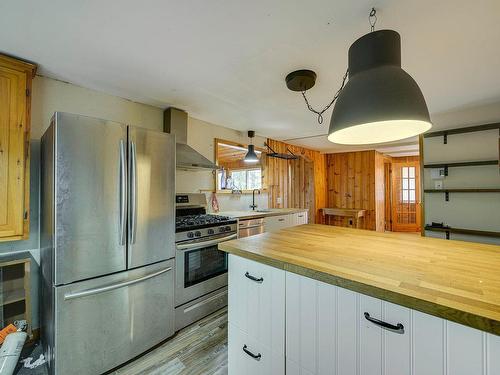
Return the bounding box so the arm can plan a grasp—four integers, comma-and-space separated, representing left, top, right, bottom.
243, 130, 259, 163
286, 8, 432, 145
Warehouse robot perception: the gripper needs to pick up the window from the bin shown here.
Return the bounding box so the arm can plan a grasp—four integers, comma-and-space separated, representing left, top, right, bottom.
217, 168, 262, 190
401, 166, 416, 203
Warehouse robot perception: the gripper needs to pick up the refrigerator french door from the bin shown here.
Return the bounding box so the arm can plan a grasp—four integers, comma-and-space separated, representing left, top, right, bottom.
41, 112, 176, 375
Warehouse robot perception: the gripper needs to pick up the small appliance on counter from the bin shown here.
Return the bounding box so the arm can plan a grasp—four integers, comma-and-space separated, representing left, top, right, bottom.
174, 193, 237, 330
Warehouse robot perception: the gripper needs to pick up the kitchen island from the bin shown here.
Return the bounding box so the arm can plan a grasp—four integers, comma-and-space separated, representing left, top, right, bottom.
219, 224, 500, 375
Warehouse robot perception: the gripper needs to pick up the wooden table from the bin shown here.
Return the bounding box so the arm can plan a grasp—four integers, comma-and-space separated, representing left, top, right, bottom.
320, 207, 366, 228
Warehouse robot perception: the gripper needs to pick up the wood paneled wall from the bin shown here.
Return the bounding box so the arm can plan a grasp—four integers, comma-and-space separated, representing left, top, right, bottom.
265, 139, 327, 223
325, 151, 385, 231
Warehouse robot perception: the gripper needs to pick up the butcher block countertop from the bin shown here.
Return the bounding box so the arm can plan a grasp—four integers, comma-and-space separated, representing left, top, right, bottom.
218, 224, 500, 335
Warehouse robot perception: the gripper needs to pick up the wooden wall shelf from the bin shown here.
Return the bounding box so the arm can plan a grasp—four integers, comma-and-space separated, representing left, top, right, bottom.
424, 189, 500, 201
425, 188, 500, 193
425, 225, 500, 239
424, 122, 500, 138
423, 160, 498, 168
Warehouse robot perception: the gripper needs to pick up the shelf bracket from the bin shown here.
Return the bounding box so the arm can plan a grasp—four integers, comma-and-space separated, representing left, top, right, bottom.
445, 191, 449, 202
443, 132, 448, 144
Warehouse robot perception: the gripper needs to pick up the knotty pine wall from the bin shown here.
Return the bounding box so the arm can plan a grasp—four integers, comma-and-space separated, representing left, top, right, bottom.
265, 139, 327, 224
326, 151, 385, 231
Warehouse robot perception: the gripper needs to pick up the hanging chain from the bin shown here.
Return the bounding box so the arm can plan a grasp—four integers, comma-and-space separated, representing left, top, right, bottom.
369, 7, 377, 32
299, 8, 375, 125
301, 68, 348, 124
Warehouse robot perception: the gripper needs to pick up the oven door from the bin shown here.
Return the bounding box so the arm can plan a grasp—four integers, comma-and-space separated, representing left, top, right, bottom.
175, 233, 237, 307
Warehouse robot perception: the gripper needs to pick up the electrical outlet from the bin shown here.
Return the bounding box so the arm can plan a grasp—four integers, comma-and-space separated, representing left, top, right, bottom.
276, 197, 282, 205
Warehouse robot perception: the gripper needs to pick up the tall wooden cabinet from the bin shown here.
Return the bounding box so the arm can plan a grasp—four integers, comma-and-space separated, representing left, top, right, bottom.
0, 54, 36, 241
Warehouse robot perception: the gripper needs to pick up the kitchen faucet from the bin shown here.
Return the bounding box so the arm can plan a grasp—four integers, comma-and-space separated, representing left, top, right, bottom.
250, 189, 260, 210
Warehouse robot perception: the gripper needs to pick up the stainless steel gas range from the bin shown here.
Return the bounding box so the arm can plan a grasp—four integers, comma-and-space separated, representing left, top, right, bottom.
174, 193, 237, 330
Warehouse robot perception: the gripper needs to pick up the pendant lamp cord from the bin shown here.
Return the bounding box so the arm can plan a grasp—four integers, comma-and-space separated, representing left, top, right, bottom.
301, 68, 348, 124
299, 7, 375, 125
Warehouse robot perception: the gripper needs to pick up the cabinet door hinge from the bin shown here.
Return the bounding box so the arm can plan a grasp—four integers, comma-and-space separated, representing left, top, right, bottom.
24, 210, 28, 220
26, 88, 30, 97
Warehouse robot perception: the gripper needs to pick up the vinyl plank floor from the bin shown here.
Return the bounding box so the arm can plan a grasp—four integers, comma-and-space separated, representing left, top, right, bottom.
113, 307, 228, 375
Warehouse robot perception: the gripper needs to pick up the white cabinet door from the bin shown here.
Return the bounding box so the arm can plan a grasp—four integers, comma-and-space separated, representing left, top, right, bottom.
296, 211, 308, 224
359, 295, 383, 375
286, 272, 359, 375
285, 270, 500, 375
383, 302, 411, 375
264, 215, 289, 232
229, 323, 284, 375
228, 255, 285, 355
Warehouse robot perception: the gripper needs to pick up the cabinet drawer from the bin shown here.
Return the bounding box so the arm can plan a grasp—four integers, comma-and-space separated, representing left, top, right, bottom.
228, 323, 284, 375
228, 255, 285, 355
263, 215, 289, 231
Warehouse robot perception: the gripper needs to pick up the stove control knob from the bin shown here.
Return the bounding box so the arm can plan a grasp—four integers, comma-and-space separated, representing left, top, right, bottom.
187, 232, 194, 238
219, 227, 225, 233
225, 226, 231, 232
207, 229, 215, 235
195, 231, 202, 237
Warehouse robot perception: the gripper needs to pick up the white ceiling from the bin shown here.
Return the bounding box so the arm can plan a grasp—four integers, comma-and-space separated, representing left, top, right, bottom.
1, 0, 500, 152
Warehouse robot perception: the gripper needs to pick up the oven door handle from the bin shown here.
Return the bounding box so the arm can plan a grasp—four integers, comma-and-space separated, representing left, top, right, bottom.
176, 233, 238, 251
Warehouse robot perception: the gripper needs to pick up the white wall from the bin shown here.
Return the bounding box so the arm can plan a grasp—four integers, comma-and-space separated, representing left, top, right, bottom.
423, 101, 500, 244
177, 116, 268, 212
0, 75, 268, 328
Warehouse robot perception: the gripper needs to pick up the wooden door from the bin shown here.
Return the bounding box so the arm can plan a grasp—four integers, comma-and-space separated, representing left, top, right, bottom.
0, 55, 35, 241
0, 65, 27, 239
391, 160, 421, 232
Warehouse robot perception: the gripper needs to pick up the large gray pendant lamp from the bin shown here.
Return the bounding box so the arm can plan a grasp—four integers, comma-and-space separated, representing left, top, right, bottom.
286, 8, 431, 145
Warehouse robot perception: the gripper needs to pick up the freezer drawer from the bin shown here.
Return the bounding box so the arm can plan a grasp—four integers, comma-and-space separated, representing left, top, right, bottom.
50, 260, 174, 375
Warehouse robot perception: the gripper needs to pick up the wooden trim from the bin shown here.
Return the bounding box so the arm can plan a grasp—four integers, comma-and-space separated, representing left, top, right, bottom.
424, 122, 500, 138
423, 160, 498, 168
425, 225, 500, 238
0, 54, 37, 77
419, 135, 425, 236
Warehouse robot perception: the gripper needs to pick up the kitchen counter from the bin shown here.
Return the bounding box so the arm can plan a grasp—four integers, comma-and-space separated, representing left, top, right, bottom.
215, 208, 308, 220
219, 224, 500, 335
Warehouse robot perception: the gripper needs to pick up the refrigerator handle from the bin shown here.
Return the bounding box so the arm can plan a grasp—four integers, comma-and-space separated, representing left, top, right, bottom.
129, 140, 138, 244
119, 140, 127, 246
63, 266, 172, 300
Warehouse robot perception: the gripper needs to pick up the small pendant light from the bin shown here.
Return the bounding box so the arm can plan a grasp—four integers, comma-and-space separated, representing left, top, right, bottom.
244, 131, 259, 163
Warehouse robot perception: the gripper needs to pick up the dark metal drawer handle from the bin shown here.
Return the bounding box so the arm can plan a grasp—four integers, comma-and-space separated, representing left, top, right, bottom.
278, 218, 285, 222
364, 312, 405, 334
245, 272, 263, 283
243, 345, 262, 361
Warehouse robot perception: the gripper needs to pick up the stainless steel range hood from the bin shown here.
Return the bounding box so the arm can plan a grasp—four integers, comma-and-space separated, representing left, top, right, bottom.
164, 107, 218, 170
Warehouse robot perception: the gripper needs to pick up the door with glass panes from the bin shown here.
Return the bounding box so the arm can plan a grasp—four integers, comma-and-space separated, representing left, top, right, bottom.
391, 161, 421, 232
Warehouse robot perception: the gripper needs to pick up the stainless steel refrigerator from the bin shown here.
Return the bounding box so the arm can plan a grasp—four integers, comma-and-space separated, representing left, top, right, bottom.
40, 112, 176, 375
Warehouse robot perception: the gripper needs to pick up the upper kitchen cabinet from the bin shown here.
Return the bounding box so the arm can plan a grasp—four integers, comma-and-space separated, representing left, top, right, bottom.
0, 54, 36, 241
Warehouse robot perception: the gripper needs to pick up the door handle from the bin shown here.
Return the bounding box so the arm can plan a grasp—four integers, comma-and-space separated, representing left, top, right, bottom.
245, 272, 263, 283
119, 140, 127, 246
176, 233, 237, 251
129, 140, 137, 244
64, 266, 172, 300
364, 312, 405, 334
242, 345, 261, 361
